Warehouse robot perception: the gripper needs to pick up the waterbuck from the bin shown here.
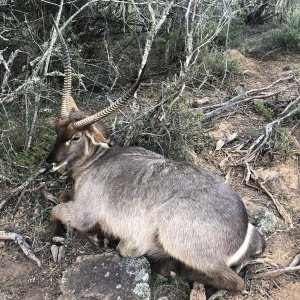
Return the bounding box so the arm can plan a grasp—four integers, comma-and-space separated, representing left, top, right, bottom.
46, 24, 265, 292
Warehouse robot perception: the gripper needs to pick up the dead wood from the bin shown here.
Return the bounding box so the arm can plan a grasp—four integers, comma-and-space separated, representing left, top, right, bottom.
0, 168, 46, 211
248, 265, 300, 279
289, 253, 300, 267
244, 162, 293, 227
197, 74, 295, 119
0, 231, 41, 267
245, 104, 300, 162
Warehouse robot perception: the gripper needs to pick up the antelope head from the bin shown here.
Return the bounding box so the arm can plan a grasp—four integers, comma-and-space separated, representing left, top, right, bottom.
46, 22, 144, 172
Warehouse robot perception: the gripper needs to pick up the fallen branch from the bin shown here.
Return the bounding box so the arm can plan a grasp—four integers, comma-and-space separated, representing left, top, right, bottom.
204, 92, 276, 119
245, 73, 294, 96
0, 231, 41, 267
0, 168, 46, 211
244, 162, 293, 227
280, 94, 300, 116
245, 104, 300, 162
289, 253, 300, 267
247, 265, 300, 279
199, 75, 296, 119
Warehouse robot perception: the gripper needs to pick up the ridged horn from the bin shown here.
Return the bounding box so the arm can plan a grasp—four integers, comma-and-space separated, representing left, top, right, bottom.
72, 65, 146, 129
52, 18, 76, 119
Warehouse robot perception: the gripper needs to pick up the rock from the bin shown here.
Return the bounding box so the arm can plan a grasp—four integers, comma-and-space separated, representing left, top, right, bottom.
60, 250, 151, 299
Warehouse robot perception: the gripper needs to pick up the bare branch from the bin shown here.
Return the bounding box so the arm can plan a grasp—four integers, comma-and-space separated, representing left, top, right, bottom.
0, 231, 41, 267
248, 265, 300, 279
26, 93, 41, 150
0, 168, 46, 211
245, 105, 300, 161
289, 253, 300, 267
43, 0, 64, 76
201, 75, 297, 119
244, 162, 293, 227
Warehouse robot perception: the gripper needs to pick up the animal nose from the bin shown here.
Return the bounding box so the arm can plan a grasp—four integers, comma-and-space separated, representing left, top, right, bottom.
45, 161, 56, 170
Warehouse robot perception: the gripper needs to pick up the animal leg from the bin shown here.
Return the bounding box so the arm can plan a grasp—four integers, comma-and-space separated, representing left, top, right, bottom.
50, 189, 74, 237
116, 240, 140, 258
188, 264, 245, 292
50, 200, 97, 263
58, 189, 74, 203
50, 202, 92, 232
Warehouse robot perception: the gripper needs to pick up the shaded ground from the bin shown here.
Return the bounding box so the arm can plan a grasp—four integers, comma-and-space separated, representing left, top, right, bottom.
0, 51, 299, 300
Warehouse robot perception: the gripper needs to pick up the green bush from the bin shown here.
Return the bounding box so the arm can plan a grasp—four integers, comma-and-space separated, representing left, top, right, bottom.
249, 10, 300, 55
253, 99, 274, 120
260, 27, 300, 51
113, 102, 207, 161
216, 19, 246, 48
287, 9, 300, 31
200, 49, 240, 84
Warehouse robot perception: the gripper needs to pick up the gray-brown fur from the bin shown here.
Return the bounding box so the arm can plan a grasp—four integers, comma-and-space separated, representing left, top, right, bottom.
46, 110, 265, 291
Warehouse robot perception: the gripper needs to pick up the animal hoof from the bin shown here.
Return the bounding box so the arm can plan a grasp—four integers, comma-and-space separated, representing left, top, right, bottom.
51, 244, 65, 263
51, 244, 59, 263
57, 245, 65, 262
51, 236, 66, 263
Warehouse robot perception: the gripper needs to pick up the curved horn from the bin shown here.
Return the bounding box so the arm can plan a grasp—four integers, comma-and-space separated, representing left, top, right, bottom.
52, 19, 76, 119
72, 65, 146, 129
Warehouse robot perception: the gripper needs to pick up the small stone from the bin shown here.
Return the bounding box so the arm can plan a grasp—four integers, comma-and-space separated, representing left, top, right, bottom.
116, 284, 122, 289
104, 272, 110, 277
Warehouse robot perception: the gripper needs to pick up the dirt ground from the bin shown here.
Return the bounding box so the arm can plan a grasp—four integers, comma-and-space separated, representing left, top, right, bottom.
0, 51, 299, 300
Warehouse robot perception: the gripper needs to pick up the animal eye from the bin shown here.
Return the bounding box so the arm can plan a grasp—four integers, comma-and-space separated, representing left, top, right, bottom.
72, 135, 81, 142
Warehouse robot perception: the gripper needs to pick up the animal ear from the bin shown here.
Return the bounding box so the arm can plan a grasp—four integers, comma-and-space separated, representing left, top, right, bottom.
67, 96, 79, 112
86, 125, 110, 148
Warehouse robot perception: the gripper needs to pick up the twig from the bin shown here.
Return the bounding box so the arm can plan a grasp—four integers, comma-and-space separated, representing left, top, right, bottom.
12, 189, 28, 216
0, 168, 46, 211
245, 163, 293, 227
0, 49, 22, 92
280, 94, 300, 115
204, 93, 276, 119
247, 265, 300, 279
26, 93, 41, 150
142, 0, 174, 74
245, 74, 294, 96
43, 0, 64, 76
245, 104, 300, 161
0, 77, 37, 104
199, 75, 297, 119
12, 182, 50, 216
0, 231, 41, 267
289, 253, 300, 267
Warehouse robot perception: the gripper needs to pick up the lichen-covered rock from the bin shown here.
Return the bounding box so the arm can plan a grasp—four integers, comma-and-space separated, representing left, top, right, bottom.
60, 250, 151, 299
